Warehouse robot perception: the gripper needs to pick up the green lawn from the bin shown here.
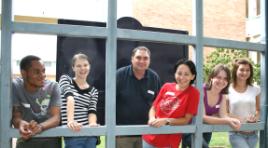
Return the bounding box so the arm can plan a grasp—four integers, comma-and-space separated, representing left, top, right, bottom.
91, 132, 259, 148
209, 132, 231, 148
97, 136, 106, 148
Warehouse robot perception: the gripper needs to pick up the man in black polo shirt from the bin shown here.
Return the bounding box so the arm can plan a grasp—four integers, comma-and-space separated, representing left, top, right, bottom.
116, 46, 161, 148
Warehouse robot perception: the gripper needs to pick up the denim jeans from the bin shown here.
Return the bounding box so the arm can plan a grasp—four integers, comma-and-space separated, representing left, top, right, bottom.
229, 132, 258, 148
64, 136, 97, 148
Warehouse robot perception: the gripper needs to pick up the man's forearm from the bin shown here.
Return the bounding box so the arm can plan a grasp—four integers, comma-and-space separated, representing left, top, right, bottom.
39, 115, 60, 131
12, 117, 23, 128
12, 106, 23, 128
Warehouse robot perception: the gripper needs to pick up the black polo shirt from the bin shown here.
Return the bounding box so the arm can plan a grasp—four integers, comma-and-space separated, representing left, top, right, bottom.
116, 65, 161, 125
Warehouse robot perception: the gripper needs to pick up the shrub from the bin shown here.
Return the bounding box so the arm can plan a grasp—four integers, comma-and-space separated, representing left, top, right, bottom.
203, 48, 260, 84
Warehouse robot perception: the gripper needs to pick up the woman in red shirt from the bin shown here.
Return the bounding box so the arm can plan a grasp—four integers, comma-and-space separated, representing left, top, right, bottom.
142, 59, 200, 148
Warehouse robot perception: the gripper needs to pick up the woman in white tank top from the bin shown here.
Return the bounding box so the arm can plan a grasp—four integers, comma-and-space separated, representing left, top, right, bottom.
227, 59, 260, 148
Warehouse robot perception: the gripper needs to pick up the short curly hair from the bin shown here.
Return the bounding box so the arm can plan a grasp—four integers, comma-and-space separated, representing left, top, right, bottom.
20, 55, 41, 71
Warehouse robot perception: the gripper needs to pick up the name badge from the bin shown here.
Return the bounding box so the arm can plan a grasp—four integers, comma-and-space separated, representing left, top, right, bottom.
22, 103, 31, 108
215, 104, 220, 108
147, 90, 155, 95
165, 91, 175, 96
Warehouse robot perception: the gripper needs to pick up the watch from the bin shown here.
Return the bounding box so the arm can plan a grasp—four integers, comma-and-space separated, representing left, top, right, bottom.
165, 119, 171, 125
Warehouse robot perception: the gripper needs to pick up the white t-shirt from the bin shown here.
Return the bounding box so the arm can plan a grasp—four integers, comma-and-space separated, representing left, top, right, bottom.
228, 84, 260, 123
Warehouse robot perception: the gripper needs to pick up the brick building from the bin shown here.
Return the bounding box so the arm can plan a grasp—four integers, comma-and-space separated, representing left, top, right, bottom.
8, 0, 263, 78
133, 0, 246, 40
133, 0, 248, 58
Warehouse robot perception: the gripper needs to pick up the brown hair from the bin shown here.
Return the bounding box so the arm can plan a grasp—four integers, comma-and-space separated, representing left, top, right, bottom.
71, 53, 91, 67
232, 58, 253, 87
206, 64, 231, 94
131, 46, 151, 57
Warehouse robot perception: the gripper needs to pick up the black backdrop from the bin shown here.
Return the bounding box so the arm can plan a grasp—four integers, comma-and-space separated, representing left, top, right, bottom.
56, 17, 188, 125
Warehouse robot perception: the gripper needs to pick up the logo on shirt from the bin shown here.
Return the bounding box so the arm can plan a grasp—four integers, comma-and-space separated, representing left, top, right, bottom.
147, 90, 155, 95
159, 91, 180, 115
31, 94, 51, 116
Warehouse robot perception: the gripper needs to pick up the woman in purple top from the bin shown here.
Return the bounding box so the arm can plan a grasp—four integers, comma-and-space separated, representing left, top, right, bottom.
182, 64, 241, 148
202, 64, 241, 146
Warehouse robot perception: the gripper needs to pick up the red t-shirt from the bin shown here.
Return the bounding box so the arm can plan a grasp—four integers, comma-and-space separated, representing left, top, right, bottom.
143, 83, 200, 148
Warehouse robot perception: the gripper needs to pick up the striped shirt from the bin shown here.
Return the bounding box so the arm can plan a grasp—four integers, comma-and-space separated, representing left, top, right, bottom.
59, 75, 98, 126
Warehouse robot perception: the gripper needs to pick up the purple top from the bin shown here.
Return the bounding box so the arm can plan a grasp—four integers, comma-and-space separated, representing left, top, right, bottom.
204, 85, 223, 116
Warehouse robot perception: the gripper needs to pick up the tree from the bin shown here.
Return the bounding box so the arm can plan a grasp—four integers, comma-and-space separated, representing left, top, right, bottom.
203, 48, 260, 84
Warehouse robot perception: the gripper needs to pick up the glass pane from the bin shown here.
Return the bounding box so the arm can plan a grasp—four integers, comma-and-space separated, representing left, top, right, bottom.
204, 0, 264, 43
131, 0, 193, 33
12, 33, 57, 80
13, 0, 108, 23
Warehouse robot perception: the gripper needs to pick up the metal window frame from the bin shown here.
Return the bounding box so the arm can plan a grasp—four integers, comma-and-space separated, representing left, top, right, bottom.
1, 0, 267, 148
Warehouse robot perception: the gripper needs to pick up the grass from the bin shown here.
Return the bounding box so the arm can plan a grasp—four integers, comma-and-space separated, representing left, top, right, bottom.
96, 133, 231, 148
97, 136, 105, 148
208, 132, 259, 148
209, 132, 231, 148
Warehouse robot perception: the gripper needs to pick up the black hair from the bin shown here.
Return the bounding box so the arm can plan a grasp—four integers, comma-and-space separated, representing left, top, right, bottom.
173, 59, 197, 84
20, 55, 41, 71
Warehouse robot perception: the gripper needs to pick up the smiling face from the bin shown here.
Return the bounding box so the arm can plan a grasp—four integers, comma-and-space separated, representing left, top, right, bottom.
131, 49, 150, 73
72, 58, 90, 80
174, 64, 195, 90
211, 70, 228, 91
236, 64, 251, 82
232, 59, 253, 86
22, 60, 46, 91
